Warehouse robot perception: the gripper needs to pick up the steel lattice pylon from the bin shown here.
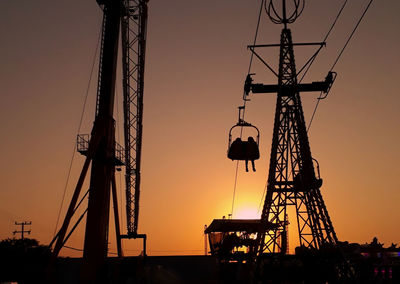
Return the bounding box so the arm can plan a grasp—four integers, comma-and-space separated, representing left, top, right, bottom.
256, 28, 337, 254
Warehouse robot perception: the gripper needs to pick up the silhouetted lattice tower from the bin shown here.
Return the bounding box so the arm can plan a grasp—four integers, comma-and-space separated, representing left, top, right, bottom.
247, 0, 338, 254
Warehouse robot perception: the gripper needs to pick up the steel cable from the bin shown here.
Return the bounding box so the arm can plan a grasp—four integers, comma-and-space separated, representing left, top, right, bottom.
299, 0, 348, 84
230, 0, 265, 217
329, 0, 374, 72
52, 25, 103, 239
307, 0, 374, 132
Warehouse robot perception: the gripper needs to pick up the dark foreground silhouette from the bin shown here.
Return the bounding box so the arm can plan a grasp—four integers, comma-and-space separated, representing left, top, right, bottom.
1, 237, 400, 283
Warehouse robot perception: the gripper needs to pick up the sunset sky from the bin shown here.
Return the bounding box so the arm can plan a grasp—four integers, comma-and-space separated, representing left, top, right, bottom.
0, 0, 399, 257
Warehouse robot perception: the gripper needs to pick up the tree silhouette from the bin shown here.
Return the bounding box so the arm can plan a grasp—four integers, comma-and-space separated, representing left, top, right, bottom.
0, 238, 50, 283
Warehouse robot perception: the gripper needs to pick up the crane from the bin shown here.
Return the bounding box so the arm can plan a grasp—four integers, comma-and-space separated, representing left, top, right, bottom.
47, 0, 149, 281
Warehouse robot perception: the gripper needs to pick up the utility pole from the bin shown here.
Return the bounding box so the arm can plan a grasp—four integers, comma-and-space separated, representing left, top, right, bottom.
13, 221, 31, 240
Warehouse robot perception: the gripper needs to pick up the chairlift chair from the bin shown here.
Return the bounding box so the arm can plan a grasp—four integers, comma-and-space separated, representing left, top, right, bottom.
227, 121, 260, 161
293, 158, 323, 191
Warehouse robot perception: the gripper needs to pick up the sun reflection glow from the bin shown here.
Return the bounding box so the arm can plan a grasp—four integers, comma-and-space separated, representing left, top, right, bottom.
235, 207, 260, 219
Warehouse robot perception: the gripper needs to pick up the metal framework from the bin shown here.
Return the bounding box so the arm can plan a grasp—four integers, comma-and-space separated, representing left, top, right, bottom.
121, 0, 148, 237
94, 0, 148, 238
255, 27, 337, 254
248, 1, 338, 255
48, 0, 149, 281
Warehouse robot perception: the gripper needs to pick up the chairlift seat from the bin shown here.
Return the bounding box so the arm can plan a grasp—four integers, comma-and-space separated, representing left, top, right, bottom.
227, 121, 260, 161
293, 172, 323, 191
228, 139, 260, 161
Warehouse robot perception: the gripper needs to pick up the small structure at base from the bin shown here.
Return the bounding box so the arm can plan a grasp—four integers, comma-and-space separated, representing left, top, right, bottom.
205, 219, 279, 262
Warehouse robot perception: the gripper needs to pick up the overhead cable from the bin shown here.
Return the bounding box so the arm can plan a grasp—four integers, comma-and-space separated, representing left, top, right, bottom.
330, 0, 374, 71
299, 0, 348, 83
231, 0, 265, 217
307, 0, 374, 132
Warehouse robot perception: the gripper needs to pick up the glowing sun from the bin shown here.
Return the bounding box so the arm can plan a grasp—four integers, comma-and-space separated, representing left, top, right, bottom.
235, 207, 260, 219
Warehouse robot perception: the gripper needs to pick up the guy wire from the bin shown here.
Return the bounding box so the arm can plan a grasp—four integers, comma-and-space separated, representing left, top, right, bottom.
52, 25, 102, 239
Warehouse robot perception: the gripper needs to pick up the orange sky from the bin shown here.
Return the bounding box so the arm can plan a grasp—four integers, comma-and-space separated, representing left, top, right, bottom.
0, 0, 399, 257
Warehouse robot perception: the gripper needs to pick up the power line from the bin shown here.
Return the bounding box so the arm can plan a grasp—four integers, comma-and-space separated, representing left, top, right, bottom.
299, 0, 348, 83
307, 0, 375, 132
330, 0, 374, 71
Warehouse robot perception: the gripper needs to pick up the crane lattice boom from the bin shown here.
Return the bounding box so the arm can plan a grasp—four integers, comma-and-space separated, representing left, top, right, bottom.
121, 0, 148, 236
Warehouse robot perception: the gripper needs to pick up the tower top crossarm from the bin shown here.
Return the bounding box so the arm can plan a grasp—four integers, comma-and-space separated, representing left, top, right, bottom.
266, 0, 305, 28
